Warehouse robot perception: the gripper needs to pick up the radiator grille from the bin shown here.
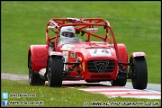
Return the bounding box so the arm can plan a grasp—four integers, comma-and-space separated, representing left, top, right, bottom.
87, 60, 115, 73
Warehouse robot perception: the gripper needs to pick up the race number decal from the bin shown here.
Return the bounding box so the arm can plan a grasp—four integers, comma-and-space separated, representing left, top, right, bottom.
61, 44, 75, 50
70, 52, 76, 58
89, 49, 111, 56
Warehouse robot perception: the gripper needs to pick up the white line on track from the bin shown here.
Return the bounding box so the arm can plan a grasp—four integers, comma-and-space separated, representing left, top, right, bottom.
62, 80, 161, 99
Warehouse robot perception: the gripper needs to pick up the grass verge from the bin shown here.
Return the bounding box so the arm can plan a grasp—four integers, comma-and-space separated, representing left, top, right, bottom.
1, 79, 161, 107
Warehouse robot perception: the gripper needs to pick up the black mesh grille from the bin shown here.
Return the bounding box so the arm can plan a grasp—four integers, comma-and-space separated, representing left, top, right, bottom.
87, 60, 115, 73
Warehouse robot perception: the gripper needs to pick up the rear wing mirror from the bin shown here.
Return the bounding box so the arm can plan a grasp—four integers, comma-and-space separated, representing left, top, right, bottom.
47, 26, 55, 30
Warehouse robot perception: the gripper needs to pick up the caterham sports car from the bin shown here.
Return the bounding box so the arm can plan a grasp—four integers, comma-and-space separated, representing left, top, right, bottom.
28, 18, 147, 90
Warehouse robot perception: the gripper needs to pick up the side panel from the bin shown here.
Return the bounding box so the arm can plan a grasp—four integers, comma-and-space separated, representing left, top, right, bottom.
117, 44, 128, 69
28, 45, 48, 72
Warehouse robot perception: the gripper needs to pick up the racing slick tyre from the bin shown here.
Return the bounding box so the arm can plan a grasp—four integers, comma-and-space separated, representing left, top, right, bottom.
29, 56, 45, 85
111, 71, 127, 86
47, 56, 63, 87
130, 57, 148, 90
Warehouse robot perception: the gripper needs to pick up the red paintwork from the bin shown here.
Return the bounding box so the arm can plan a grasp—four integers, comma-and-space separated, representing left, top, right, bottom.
28, 18, 146, 81
57, 42, 118, 81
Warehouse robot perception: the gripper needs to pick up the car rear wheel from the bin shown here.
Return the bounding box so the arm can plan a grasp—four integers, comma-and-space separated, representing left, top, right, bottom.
47, 56, 63, 87
29, 56, 45, 85
130, 57, 147, 90
111, 71, 127, 86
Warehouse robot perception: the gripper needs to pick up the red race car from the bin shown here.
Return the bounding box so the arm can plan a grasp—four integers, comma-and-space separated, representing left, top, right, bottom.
28, 18, 147, 90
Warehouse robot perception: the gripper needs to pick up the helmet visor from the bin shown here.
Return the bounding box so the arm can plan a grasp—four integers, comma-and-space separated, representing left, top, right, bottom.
62, 32, 75, 38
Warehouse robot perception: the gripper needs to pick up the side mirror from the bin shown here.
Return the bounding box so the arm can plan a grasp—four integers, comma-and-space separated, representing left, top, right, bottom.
86, 28, 98, 32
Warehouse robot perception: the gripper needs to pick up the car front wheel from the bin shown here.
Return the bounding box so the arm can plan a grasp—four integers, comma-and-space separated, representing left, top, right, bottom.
130, 57, 148, 90
47, 56, 63, 87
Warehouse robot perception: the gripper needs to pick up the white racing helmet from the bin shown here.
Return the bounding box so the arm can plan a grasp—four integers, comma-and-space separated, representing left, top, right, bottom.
60, 26, 76, 40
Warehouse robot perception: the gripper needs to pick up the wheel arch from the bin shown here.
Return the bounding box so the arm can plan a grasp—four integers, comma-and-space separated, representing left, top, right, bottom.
117, 44, 128, 69
131, 52, 146, 58
28, 45, 48, 72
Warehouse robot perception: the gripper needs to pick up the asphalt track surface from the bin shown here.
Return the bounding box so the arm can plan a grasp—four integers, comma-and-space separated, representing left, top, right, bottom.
1, 73, 161, 99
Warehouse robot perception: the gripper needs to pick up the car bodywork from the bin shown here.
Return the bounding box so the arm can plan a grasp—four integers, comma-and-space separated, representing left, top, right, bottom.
28, 18, 148, 90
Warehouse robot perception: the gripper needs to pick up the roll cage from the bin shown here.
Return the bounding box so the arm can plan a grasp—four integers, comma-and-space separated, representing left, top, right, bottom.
46, 18, 119, 58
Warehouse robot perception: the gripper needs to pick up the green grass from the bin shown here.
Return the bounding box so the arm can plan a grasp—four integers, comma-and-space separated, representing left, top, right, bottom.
1, 79, 161, 107
1, 1, 161, 83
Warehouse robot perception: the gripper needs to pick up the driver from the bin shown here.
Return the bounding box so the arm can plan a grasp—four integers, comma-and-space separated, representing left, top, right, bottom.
58, 26, 82, 46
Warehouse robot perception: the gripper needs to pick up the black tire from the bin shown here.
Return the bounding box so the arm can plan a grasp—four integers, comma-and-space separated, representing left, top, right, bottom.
111, 71, 127, 86
29, 56, 45, 85
130, 57, 148, 90
47, 56, 63, 87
